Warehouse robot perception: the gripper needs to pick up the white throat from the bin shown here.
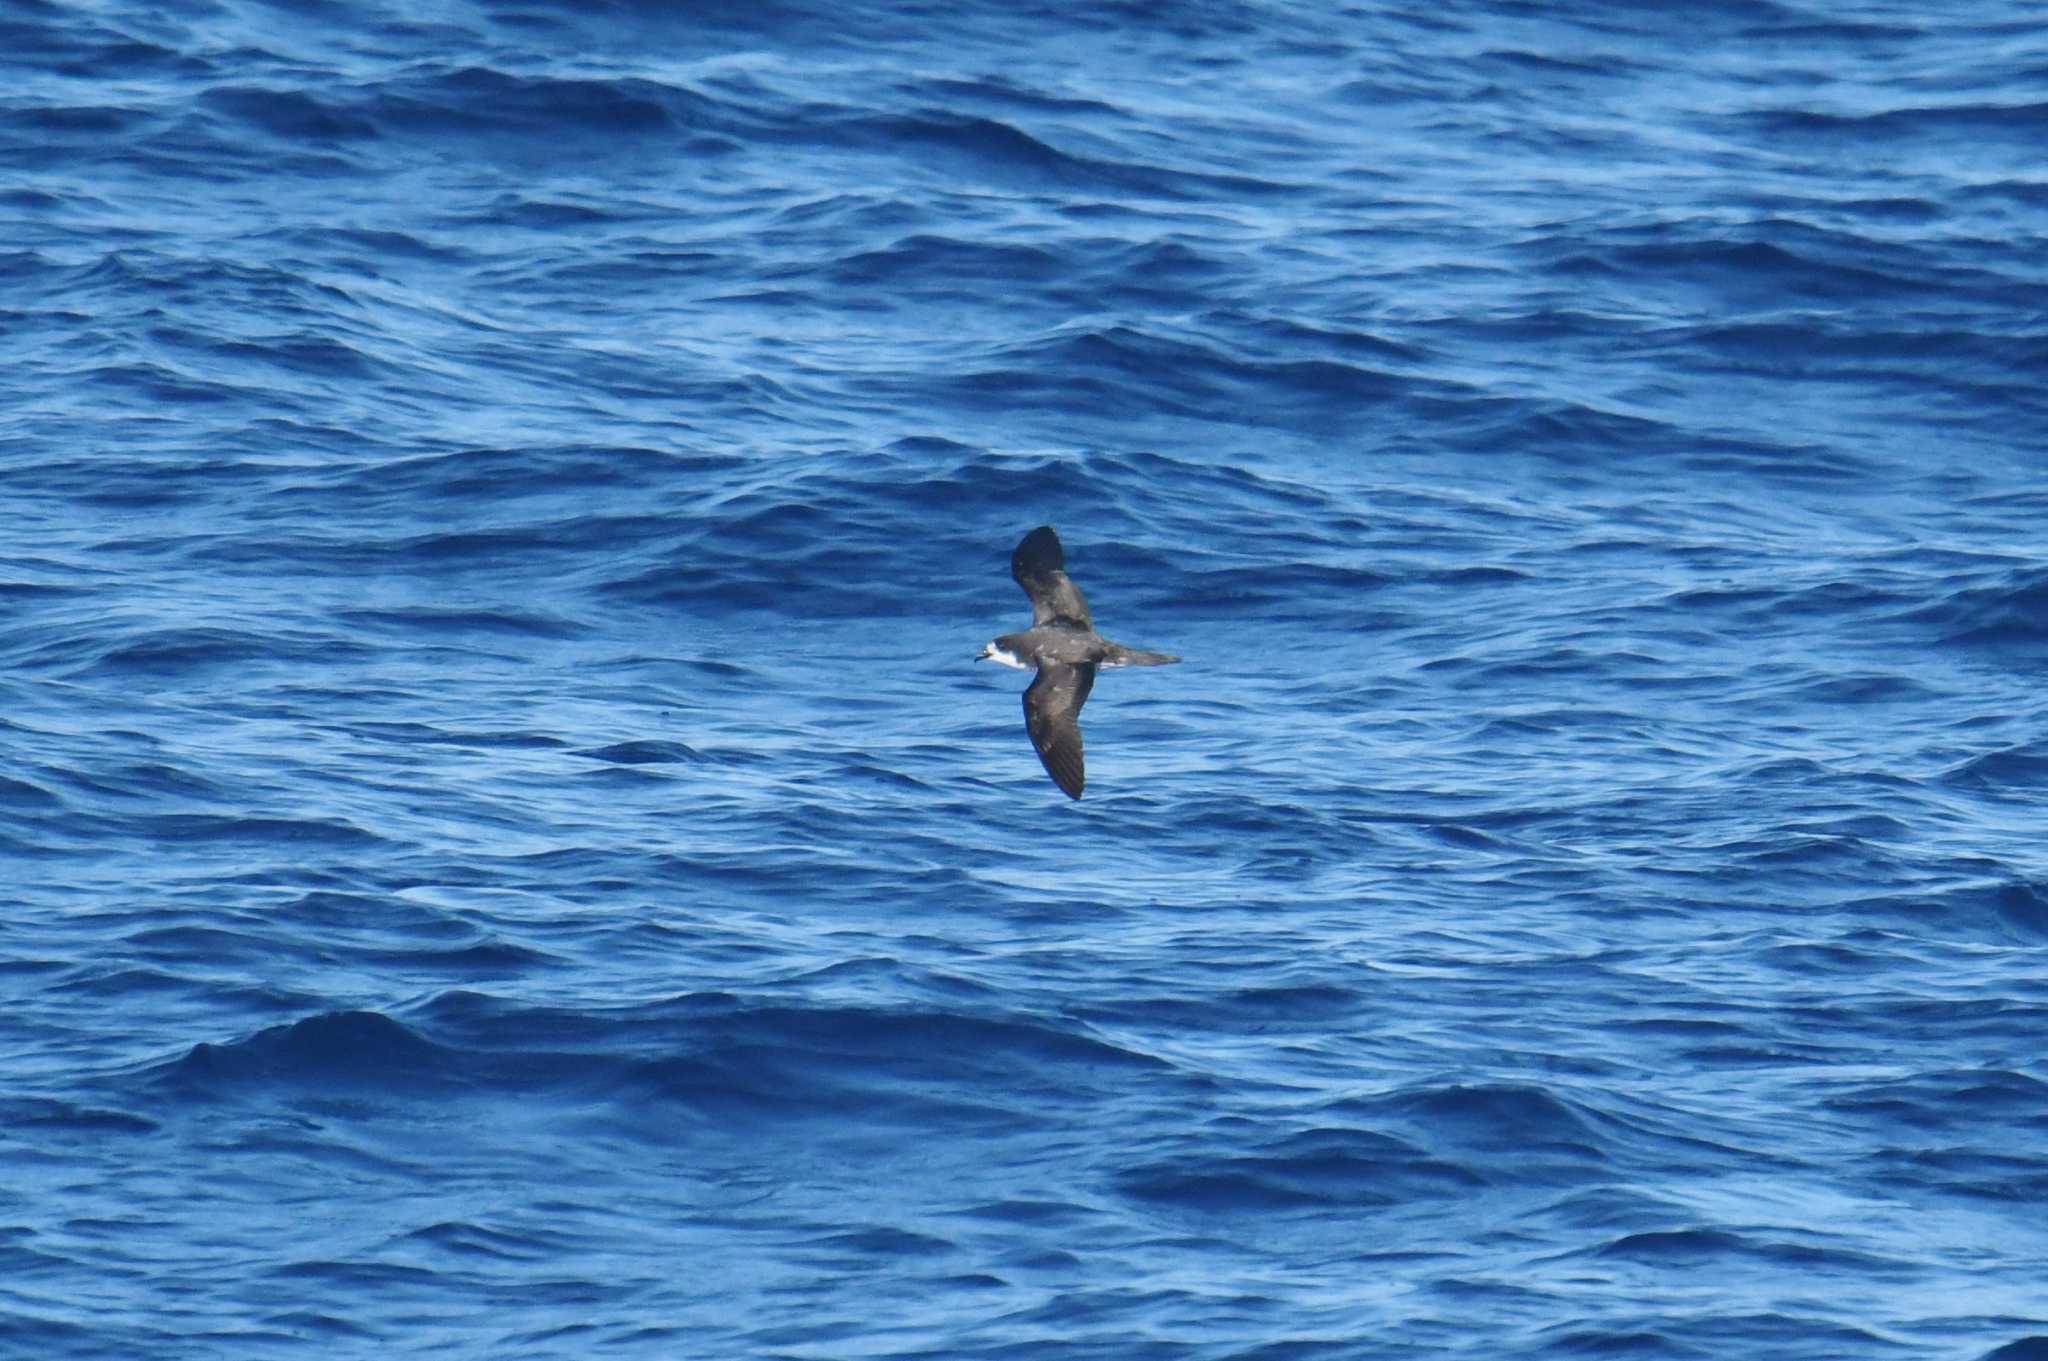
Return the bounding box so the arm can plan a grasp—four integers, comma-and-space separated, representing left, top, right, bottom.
982, 643, 1029, 670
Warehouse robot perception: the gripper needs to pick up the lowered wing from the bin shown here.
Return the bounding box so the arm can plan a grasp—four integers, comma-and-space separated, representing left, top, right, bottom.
1022, 661, 1096, 800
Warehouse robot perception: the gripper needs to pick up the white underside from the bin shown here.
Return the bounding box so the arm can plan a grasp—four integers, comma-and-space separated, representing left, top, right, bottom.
982, 643, 1030, 670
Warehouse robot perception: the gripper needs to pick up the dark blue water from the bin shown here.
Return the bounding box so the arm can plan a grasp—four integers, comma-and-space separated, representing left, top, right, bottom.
6, 1, 2048, 1355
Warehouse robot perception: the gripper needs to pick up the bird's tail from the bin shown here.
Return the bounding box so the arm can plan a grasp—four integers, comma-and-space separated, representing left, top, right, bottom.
1102, 643, 1180, 667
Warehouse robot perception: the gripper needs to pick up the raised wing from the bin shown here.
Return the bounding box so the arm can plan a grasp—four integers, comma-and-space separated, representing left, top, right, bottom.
1011, 526, 1093, 629
1022, 661, 1096, 800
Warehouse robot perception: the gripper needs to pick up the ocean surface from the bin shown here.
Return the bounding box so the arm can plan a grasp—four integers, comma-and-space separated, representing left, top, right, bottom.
5, 0, 2048, 1356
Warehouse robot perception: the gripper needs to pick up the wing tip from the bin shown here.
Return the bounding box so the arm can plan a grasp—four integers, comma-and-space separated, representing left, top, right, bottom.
1012, 525, 1064, 578
1037, 745, 1085, 800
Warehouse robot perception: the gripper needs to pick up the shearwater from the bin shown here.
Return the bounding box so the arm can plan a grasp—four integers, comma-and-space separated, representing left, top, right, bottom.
975, 526, 1180, 800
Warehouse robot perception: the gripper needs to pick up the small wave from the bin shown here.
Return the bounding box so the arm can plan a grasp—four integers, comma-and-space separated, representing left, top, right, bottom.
1941, 742, 2048, 790
1823, 1067, 2048, 1135
69, 625, 370, 681
200, 86, 379, 143
808, 1226, 957, 1258
1377, 1082, 1608, 1154
1117, 1126, 1483, 1211
829, 110, 1294, 199
1589, 1227, 1903, 1274
336, 606, 587, 640
372, 67, 697, 140
0, 772, 63, 811
1873, 1145, 2048, 1205
144, 995, 1167, 1134
124, 813, 387, 849
398, 1220, 562, 1263
0, 1097, 158, 1136
579, 740, 710, 765
160, 1011, 461, 1092
328, 721, 569, 751
1911, 565, 2048, 649
4, 103, 150, 135
826, 233, 1067, 290
1851, 878, 2048, 944
1983, 1341, 2048, 1361
1742, 100, 2048, 147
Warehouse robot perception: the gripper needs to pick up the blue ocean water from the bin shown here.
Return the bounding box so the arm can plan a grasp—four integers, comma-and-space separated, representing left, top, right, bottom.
5, 0, 2048, 1355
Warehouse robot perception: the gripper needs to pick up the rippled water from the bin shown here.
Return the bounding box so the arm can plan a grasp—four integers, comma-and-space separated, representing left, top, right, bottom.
5, 1, 2048, 1356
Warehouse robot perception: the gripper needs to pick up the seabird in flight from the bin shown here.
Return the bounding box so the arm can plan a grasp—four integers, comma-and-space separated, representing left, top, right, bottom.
976, 526, 1179, 800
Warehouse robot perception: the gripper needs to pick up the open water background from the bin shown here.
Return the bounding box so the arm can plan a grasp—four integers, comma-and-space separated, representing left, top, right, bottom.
5, 1, 2048, 1356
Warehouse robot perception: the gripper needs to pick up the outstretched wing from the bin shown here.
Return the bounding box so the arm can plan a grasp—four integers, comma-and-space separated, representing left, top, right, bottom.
1011, 526, 1093, 629
1022, 662, 1095, 800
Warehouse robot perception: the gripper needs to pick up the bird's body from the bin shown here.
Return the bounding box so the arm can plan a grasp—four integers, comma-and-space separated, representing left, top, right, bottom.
976, 526, 1179, 799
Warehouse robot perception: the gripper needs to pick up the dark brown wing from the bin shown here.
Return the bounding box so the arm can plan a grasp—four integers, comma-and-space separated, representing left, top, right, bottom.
1022, 662, 1095, 800
1011, 526, 1093, 629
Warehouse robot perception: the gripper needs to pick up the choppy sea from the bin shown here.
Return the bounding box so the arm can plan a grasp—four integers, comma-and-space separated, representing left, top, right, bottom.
6, 1, 2048, 1356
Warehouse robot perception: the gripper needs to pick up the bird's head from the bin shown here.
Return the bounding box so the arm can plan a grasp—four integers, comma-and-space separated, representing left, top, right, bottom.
976, 640, 1029, 669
